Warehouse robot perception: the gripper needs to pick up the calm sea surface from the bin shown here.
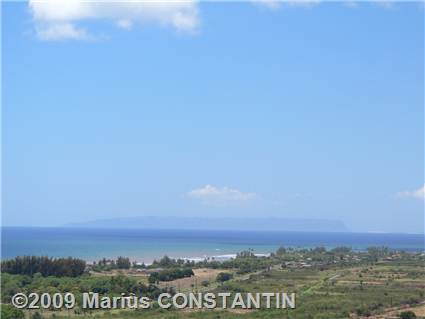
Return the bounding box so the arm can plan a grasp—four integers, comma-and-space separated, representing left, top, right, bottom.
1, 227, 424, 263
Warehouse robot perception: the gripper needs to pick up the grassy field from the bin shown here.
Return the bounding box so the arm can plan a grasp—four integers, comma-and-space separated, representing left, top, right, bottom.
10, 258, 424, 319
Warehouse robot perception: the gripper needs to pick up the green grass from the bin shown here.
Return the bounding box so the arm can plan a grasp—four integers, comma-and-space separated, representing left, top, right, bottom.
15, 260, 425, 319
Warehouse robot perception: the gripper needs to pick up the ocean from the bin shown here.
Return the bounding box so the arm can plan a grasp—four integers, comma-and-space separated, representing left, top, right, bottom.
1, 227, 424, 263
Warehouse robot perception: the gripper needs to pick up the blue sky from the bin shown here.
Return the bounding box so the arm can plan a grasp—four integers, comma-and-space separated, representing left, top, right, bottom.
2, 1, 424, 233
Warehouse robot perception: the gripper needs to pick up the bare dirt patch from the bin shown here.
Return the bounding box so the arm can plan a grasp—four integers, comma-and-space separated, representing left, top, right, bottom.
159, 268, 226, 291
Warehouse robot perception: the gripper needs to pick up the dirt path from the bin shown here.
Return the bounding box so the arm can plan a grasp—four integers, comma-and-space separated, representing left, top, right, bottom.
301, 272, 341, 295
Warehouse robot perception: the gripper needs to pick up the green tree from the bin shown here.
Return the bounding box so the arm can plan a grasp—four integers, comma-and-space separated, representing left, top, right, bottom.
1, 304, 25, 319
1, 256, 85, 277
116, 256, 131, 269
148, 272, 159, 284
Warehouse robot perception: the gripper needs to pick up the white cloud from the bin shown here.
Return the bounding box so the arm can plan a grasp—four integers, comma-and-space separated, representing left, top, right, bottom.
252, 0, 320, 10
397, 184, 425, 200
28, 0, 200, 41
372, 0, 396, 9
35, 22, 89, 40
342, 1, 359, 8
252, 0, 283, 10
187, 185, 257, 206
285, 0, 321, 7
116, 19, 133, 30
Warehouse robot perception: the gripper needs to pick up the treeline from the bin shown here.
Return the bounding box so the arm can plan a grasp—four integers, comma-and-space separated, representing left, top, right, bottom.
151, 255, 195, 268
146, 246, 402, 276
91, 256, 131, 271
147, 252, 272, 275
194, 250, 273, 274
149, 268, 194, 283
1, 256, 86, 277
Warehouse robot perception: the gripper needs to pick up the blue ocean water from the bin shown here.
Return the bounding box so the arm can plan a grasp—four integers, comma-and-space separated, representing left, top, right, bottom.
1, 227, 424, 263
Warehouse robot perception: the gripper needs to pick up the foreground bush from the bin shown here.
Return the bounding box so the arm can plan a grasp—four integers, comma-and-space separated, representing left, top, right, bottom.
1, 304, 25, 319
399, 311, 417, 319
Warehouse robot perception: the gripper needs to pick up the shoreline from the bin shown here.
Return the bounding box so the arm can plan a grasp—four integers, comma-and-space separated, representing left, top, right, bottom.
2, 227, 424, 263
84, 253, 272, 265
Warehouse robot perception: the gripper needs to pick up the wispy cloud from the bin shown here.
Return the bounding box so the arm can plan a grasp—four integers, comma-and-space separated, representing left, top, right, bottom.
28, 0, 200, 41
187, 185, 257, 206
397, 184, 425, 200
252, 0, 283, 10
372, 0, 396, 9
35, 22, 89, 41
252, 0, 320, 10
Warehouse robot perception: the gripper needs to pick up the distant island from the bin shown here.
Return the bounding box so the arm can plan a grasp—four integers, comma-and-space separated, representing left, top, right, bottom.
67, 216, 349, 232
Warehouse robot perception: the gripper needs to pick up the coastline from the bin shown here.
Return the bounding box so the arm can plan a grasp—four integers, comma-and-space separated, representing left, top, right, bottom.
2, 227, 424, 263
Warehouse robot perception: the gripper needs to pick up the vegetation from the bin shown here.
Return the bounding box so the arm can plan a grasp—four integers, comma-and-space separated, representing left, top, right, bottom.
116, 256, 131, 269
1, 246, 424, 319
216, 272, 233, 282
1, 256, 86, 277
1, 304, 25, 319
31, 312, 43, 319
1, 272, 172, 306
400, 311, 417, 319
91, 257, 131, 272
148, 268, 194, 283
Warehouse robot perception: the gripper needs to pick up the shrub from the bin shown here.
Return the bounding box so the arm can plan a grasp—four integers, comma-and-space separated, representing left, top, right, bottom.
216, 272, 233, 283
149, 268, 194, 282
399, 311, 417, 319
356, 307, 371, 317
31, 312, 43, 319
